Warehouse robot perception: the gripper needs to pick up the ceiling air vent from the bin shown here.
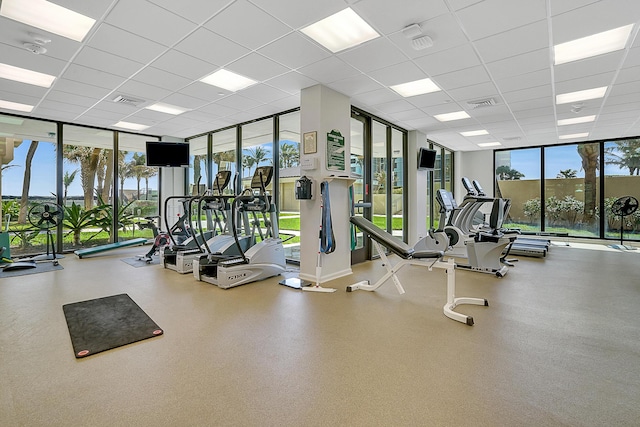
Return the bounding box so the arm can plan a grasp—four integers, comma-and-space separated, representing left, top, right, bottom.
112, 95, 144, 106
466, 97, 497, 109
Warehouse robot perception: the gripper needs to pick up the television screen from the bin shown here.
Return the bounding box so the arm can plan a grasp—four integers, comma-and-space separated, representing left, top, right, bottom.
418, 147, 436, 170
146, 141, 189, 167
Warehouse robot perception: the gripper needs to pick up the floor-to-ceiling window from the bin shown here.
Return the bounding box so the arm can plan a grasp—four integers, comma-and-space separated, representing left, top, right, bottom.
495, 148, 542, 232
391, 128, 404, 238
241, 118, 274, 192
212, 128, 237, 195
277, 111, 301, 261
1, 117, 57, 257
496, 138, 640, 242
372, 120, 387, 239
120, 133, 159, 242
604, 138, 640, 242
544, 143, 599, 237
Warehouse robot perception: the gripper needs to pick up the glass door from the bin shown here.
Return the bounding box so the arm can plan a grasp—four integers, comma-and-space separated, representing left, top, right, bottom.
350, 113, 370, 264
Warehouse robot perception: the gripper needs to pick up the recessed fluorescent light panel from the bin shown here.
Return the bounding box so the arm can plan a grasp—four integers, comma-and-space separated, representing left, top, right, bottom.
0, 63, 55, 88
301, 8, 380, 53
200, 69, 257, 92
434, 111, 470, 122
557, 115, 596, 126
145, 103, 189, 115
478, 142, 501, 147
113, 121, 150, 131
559, 132, 589, 140
554, 24, 634, 65
460, 130, 489, 136
556, 87, 607, 104
0, 99, 34, 113
390, 78, 440, 97
0, 0, 96, 42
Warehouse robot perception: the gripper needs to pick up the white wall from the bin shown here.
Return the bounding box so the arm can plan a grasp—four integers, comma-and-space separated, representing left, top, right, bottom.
454, 150, 494, 202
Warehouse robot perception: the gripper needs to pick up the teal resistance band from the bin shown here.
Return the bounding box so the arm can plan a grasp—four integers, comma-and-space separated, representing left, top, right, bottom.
320, 181, 335, 254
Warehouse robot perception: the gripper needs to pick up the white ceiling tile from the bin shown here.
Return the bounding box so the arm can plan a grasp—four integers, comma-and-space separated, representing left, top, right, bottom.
368, 61, 426, 86
204, 0, 292, 50
215, 94, 262, 110
549, 0, 600, 16
374, 99, 415, 115
31, 107, 77, 121
106, 0, 196, 47
554, 72, 616, 94
352, 88, 400, 105
92, 100, 140, 115
553, 52, 623, 83
80, 108, 129, 122
197, 102, 240, 117
448, 0, 485, 11
116, 80, 173, 103
239, 84, 290, 104
475, 20, 548, 63
75, 46, 144, 78
414, 43, 481, 76
37, 100, 88, 114
248, 0, 346, 28
147, 0, 229, 24
269, 94, 301, 111
502, 85, 552, 104
298, 57, 360, 84
434, 66, 491, 91
613, 65, 640, 84
132, 67, 192, 92
0, 79, 49, 99
226, 53, 291, 82
160, 93, 209, 110
509, 97, 554, 112
448, 82, 500, 103
0, 42, 68, 76
327, 75, 384, 96
495, 69, 552, 93
62, 64, 127, 90
353, 0, 449, 35
46, 90, 99, 107
551, 0, 640, 44
0, 90, 41, 107
486, 49, 550, 80
175, 28, 249, 67
406, 91, 454, 108
338, 38, 408, 73
179, 82, 231, 102
151, 50, 216, 81
388, 108, 429, 122
609, 80, 640, 96
456, 0, 547, 40
264, 71, 319, 95
88, 23, 167, 63
258, 33, 331, 69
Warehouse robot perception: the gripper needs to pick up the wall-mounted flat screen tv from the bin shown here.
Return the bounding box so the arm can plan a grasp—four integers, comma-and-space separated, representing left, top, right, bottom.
146, 141, 189, 167
417, 147, 437, 170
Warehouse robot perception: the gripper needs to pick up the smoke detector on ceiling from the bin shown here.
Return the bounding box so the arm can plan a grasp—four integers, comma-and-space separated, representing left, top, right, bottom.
402, 23, 423, 38
112, 95, 145, 106
23, 42, 47, 54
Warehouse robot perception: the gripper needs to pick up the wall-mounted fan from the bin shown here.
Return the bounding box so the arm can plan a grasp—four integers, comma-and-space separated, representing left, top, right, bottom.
27, 202, 64, 264
610, 196, 638, 250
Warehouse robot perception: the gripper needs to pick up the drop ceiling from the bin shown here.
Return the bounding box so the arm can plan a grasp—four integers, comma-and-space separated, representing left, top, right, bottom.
1, 0, 639, 151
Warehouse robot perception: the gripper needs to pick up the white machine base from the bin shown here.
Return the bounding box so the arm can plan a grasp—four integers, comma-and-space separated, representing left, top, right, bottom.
347, 240, 487, 325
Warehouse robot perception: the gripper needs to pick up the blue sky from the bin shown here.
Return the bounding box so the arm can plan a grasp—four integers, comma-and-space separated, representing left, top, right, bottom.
2, 141, 156, 198
508, 144, 627, 179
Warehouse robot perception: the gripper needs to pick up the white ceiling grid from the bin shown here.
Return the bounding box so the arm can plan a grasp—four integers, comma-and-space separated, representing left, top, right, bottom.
0, 0, 639, 150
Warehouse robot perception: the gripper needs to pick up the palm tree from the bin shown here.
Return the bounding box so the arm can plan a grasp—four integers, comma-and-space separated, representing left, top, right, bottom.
242, 154, 255, 178
118, 158, 134, 202
18, 141, 39, 224
63, 169, 78, 204
142, 166, 158, 200
130, 153, 147, 200
605, 139, 640, 175
577, 143, 599, 224
556, 169, 577, 178
246, 146, 269, 176
63, 145, 102, 210
280, 142, 299, 168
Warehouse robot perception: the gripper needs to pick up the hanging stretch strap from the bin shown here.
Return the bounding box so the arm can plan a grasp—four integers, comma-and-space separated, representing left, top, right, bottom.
320, 181, 335, 254
349, 185, 356, 250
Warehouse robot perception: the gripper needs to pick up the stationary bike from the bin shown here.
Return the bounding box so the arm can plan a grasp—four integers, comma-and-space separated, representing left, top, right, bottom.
136, 216, 170, 263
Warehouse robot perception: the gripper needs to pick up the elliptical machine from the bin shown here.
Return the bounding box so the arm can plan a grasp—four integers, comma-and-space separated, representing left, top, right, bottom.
193, 166, 286, 289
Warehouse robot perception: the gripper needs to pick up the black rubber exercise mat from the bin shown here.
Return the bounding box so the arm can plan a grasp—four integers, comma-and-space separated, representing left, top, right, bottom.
62, 293, 163, 358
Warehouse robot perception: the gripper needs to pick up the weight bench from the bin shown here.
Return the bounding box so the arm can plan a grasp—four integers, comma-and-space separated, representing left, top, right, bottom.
347, 216, 488, 326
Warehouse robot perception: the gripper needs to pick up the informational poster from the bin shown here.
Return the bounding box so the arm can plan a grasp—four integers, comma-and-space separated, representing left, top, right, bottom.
326, 129, 345, 171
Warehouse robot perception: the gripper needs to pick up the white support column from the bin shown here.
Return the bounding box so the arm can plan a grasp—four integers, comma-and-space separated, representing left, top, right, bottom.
407, 131, 428, 247
159, 137, 186, 225
298, 85, 352, 284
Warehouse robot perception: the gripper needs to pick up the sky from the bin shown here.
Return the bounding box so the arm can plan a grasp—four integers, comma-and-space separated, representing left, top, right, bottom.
505, 143, 627, 179
1, 141, 156, 198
